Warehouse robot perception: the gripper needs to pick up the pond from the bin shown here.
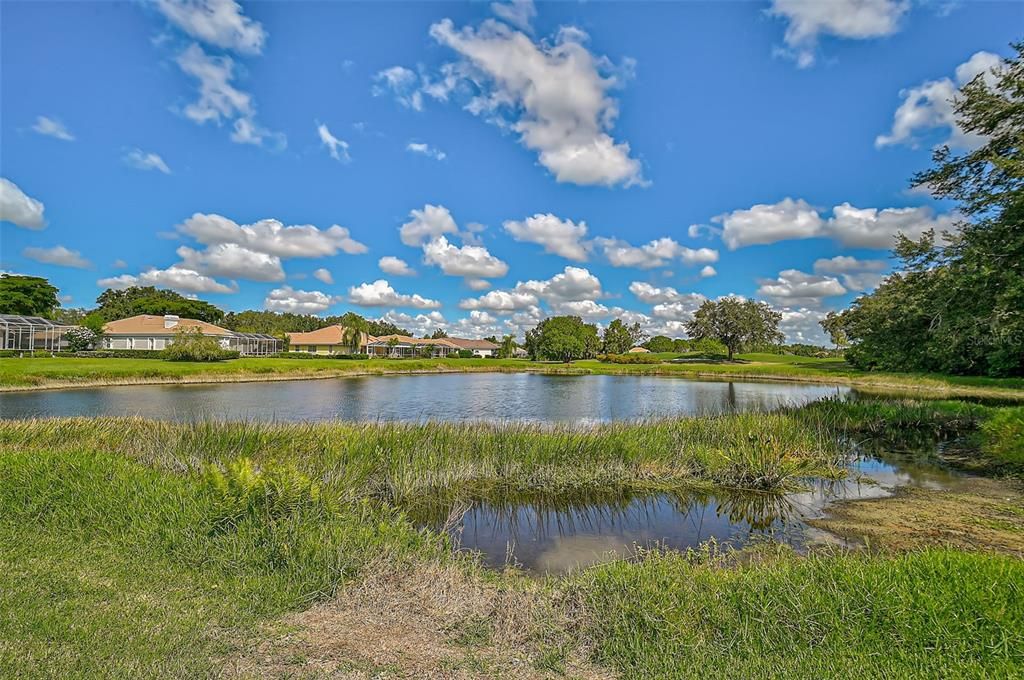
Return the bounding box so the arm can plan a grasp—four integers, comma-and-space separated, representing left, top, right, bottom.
412, 440, 971, 573
0, 372, 852, 422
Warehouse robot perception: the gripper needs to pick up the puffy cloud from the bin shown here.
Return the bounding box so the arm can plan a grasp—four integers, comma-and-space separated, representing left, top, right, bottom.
715, 198, 824, 250
98, 266, 236, 294
178, 213, 367, 258
399, 204, 459, 247
519, 265, 603, 302
459, 265, 604, 312
372, 66, 423, 111
598, 237, 718, 270
175, 43, 282, 148
876, 51, 1003, 149
503, 213, 590, 261
176, 243, 284, 281
465, 278, 492, 291
123, 148, 171, 174
422, 235, 509, 279
379, 310, 448, 336
824, 203, 957, 249
769, 0, 909, 68
699, 265, 717, 278
31, 115, 74, 141
317, 122, 350, 162
813, 255, 889, 291
263, 285, 339, 313
156, 0, 266, 55
23, 245, 91, 269
426, 18, 644, 187
459, 288, 539, 312
348, 279, 441, 309
0, 178, 46, 229
628, 282, 708, 321
491, 0, 536, 32
550, 299, 617, 320
756, 269, 847, 307
777, 306, 830, 345
313, 268, 333, 284
716, 198, 956, 250
406, 142, 446, 160
379, 256, 415, 276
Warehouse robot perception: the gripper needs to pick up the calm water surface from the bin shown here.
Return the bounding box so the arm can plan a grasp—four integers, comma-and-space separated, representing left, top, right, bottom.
0, 372, 851, 422
418, 442, 969, 573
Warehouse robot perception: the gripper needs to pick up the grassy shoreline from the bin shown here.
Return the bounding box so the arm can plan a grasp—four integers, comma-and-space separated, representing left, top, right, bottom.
2, 401, 1022, 677
2, 354, 1023, 400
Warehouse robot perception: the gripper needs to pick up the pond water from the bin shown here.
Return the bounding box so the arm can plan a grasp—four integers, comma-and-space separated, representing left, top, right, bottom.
0, 372, 851, 422
413, 441, 970, 573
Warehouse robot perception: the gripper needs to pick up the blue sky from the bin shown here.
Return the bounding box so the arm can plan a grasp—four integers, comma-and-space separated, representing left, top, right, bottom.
1, 0, 1020, 343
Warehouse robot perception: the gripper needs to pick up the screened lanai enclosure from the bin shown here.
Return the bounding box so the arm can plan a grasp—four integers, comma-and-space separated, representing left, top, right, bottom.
0, 315, 77, 352
226, 332, 282, 356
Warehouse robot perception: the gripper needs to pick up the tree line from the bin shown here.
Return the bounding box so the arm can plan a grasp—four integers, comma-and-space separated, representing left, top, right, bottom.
820, 43, 1023, 377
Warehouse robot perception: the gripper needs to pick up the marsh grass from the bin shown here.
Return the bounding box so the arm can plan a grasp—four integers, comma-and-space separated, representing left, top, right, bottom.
1, 399, 1021, 677
577, 545, 1024, 677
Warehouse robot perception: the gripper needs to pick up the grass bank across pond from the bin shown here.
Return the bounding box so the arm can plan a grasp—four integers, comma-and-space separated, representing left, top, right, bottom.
2, 400, 1022, 677
2, 353, 1023, 400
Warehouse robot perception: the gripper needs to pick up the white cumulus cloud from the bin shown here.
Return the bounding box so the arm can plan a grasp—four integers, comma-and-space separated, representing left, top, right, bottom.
876, 51, 1003, 149
399, 204, 460, 247
313, 268, 334, 284
503, 214, 590, 261
176, 243, 284, 282
757, 269, 847, 307
0, 178, 46, 230
769, 0, 909, 68
379, 256, 415, 276
264, 285, 339, 313
178, 213, 367, 258
424, 17, 645, 187
98, 266, 236, 294
348, 280, 441, 309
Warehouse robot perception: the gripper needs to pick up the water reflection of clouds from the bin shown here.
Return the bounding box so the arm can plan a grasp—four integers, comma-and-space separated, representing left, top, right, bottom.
0, 373, 852, 423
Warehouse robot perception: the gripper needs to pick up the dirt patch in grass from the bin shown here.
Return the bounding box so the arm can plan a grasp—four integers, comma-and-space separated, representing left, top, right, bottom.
227, 562, 611, 679
810, 477, 1024, 557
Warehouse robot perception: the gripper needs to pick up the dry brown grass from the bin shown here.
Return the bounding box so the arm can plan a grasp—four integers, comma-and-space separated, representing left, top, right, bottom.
227, 561, 612, 679
810, 477, 1024, 557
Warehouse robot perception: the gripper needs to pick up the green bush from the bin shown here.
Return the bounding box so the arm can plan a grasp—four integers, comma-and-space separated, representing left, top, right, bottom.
598, 353, 663, 364
456, 349, 475, 358
53, 349, 168, 359
163, 328, 238, 362
980, 407, 1024, 467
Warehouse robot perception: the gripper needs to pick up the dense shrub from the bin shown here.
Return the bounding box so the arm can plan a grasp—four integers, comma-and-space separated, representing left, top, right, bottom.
163, 328, 237, 362
201, 457, 325, 533
598, 353, 664, 364
273, 352, 369, 360
63, 327, 98, 352
55, 350, 168, 359
456, 349, 475, 358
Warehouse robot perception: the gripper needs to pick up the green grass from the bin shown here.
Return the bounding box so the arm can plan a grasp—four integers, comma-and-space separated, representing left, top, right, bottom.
981, 407, 1024, 468
1, 405, 1022, 677
580, 547, 1024, 678
2, 354, 1023, 399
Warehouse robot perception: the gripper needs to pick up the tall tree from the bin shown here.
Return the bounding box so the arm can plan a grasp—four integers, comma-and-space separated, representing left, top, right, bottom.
836, 44, 1023, 376
498, 334, 517, 358
685, 297, 783, 360
94, 287, 223, 323
0, 274, 60, 317
601, 318, 644, 354
525, 316, 600, 362
819, 311, 848, 350
429, 328, 449, 339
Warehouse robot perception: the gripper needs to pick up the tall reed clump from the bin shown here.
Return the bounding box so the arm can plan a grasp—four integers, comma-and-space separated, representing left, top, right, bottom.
980, 406, 1024, 467
0, 409, 847, 506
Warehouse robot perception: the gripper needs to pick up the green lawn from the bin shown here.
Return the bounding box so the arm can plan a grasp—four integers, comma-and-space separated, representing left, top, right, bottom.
2, 353, 1023, 398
